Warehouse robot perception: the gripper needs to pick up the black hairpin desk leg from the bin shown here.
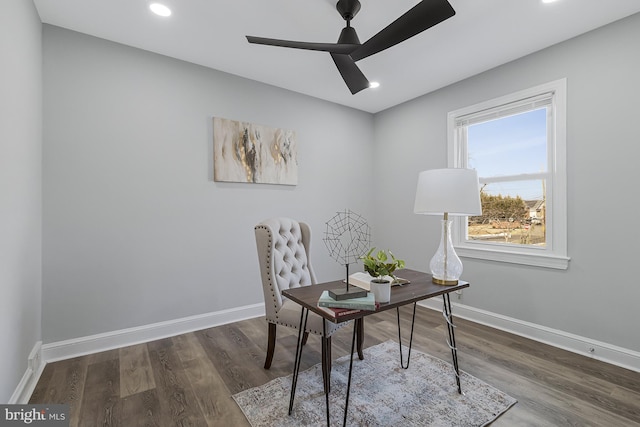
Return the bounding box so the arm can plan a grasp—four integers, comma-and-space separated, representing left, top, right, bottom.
322, 320, 330, 426
396, 302, 417, 369
341, 318, 358, 427
443, 293, 462, 394
288, 307, 309, 415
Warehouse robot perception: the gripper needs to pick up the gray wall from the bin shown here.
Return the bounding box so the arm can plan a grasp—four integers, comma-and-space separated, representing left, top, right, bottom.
42, 26, 375, 343
0, 0, 43, 402
373, 12, 640, 352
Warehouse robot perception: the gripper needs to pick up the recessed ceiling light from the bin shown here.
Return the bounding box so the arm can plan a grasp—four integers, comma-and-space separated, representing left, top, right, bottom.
369, 82, 380, 89
542, 0, 559, 3
150, 3, 171, 17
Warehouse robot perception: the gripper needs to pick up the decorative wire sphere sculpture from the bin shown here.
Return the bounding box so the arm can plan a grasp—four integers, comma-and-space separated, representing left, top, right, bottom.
323, 208, 371, 268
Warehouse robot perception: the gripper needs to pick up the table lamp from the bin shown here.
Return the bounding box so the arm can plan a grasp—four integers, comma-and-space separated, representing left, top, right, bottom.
414, 168, 482, 285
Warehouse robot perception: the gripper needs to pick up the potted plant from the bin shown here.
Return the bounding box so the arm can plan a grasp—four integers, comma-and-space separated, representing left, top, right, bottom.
360, 248, 405, 303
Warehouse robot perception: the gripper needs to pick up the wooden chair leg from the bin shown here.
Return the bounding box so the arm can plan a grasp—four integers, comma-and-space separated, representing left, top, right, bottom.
264, 323, 276, 369
356, 318, 365, 360
321, 336, 332, 394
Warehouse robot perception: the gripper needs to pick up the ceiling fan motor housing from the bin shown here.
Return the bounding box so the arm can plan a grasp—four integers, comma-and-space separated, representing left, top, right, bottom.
338, 26, 360, 45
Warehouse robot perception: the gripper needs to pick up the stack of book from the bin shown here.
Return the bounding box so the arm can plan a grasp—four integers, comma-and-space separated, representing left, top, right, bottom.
317, 290, 378, 319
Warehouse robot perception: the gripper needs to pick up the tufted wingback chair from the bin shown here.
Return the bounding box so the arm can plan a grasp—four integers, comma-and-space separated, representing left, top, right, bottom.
255, 217, 348, 389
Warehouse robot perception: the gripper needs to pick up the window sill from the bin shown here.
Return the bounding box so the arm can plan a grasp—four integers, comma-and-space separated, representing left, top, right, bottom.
456, 246, 570, 270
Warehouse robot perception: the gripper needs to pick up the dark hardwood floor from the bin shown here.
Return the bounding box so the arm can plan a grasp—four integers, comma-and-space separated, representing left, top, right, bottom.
30, 306, 640, 426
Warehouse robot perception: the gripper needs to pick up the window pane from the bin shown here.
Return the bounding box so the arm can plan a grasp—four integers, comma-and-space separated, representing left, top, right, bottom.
468, 180, 546, 247
468, 108, 547, 177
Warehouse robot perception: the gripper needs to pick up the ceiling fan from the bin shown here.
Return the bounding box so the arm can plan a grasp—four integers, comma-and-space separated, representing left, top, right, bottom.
246, 0, 456, 95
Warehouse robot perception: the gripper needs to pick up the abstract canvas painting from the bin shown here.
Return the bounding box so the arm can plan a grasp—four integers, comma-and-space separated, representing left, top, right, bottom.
213, 117, 298, 185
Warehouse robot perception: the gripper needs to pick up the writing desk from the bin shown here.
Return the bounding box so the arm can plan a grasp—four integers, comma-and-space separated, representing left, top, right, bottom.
282, 268, 469, 427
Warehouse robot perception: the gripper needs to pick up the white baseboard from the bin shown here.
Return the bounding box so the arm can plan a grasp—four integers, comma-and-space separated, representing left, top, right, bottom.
41, 303, 265, 364
9, 341, 44, 404
418, 298, 640, 373
13, 304, 264, 403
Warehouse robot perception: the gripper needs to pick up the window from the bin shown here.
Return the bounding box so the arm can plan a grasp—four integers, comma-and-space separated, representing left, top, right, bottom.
448, 79, 569, 269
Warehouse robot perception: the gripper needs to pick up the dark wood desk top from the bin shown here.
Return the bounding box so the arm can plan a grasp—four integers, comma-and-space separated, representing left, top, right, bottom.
282, 268, 469, 323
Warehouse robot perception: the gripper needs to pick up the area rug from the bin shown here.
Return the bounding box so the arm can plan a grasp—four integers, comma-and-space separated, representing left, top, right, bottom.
233, 340, 516, 426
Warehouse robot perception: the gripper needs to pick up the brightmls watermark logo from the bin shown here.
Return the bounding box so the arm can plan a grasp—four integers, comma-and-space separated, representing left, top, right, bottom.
0, 405, 69, 426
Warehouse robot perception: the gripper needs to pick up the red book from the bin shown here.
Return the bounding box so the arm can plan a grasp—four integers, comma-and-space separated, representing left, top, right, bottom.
317, 302, 380, 318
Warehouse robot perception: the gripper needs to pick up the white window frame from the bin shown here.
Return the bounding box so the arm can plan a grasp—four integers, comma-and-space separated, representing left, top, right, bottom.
448, 79, 569, 269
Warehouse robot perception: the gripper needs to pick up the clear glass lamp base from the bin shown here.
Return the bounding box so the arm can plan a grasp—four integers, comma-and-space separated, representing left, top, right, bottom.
430, 219, 463, 285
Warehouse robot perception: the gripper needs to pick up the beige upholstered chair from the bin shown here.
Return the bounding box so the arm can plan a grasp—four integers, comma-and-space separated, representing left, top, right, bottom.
255, 217, 360, 388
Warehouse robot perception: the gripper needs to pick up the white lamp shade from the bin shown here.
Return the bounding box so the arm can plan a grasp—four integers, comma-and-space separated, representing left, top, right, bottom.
414, 168, 482, 216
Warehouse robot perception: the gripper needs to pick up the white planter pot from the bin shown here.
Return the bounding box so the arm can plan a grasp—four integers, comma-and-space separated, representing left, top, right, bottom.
370, 280, 391, 303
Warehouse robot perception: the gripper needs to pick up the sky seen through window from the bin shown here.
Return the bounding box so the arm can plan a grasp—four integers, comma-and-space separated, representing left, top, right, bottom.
467, 108, 547, 201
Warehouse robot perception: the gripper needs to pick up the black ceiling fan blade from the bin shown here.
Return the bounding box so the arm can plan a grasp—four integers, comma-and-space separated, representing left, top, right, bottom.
330, 53, 370, 94
246, 36, 358, 54
350, 0, 455, 62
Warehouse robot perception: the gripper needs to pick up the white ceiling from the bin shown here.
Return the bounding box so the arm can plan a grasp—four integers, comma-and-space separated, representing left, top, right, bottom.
33, 0, 640, 113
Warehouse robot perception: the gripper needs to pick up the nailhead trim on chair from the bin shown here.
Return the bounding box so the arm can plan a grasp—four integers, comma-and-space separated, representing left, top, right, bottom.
270, 319, 325, 335
256, 224, 289, 327
255, 224, 278, 314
